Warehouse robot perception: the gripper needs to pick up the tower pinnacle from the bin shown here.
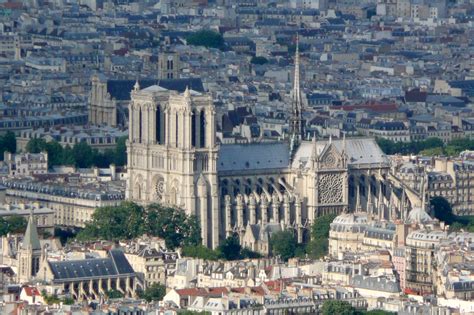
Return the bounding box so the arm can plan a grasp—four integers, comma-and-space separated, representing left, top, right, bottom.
290, 34, 304, 140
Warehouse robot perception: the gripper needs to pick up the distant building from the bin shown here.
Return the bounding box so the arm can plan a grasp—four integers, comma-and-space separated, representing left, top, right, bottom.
3, 152, 48, 176
41, 249, 141, 301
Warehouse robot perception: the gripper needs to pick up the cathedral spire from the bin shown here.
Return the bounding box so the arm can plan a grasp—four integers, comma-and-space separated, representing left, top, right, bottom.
23, 209, 41, 251
290, 33, 304, 140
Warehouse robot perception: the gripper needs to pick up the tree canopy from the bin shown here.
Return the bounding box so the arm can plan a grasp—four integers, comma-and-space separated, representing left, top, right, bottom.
251, 56, 268, 65
139, 283, 166, 302
321, 300, 356, 315
186, 30, 225, 49
182, 236, 262, 261
270, 230, 297, 261
376, 137, 474, 156
25, 136, 127, 168
430, 196, 456, 225
0, 131, 16, 160
0, 215, 27, 236
77, 202, 201, 250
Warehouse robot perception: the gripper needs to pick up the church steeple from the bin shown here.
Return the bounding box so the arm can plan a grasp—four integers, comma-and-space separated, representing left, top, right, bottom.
17, 208, 42, 283
23, 209, 41, 251
290, 34, 304, 140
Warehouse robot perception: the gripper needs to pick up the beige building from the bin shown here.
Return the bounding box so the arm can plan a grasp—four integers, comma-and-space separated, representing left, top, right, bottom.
4, 152, 48, 176
124, 245, 178, 289
394, 157, 474, 215
2, 177, 124, 228
405, 229, 447, 295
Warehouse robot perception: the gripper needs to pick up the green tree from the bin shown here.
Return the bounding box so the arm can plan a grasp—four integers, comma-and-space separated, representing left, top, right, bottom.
77, 202, 145, 241
26, 138, 48, 153
187, 30, 224, 49
0, 217, 9, 236
114, 136, 127, 166
217, 235, 241, 260
321, 300, 356, 315
62, 297, 75, 305
430, 196, 456, 225
106, 290, 124, 299
311, 213, 337, 240
240, 247, 263, 259
251, 56, 268, 65
139, 283, 166, 302
146, 203, 201, 250
72, 141, 94, 168
306, 213, 337, 259
306, 238, 329, 259
62, 145, 75, 165
182, 244, 220, 260
270, 230, 296, 261
45, 141, 64, 168
420, 147, 444, 156
2, 131, 16, 154
6, 215, 27, 234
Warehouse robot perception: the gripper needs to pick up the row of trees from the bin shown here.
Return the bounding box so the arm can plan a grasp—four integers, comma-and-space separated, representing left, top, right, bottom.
376, 137, 474, 156
320, 300, 395, 315
182, 236, 262, 261
26, 136, 127, 168
76, 203, 337, 261
0, 131, 16, 160
0, 215, 27, 236
77, 202, 201, 250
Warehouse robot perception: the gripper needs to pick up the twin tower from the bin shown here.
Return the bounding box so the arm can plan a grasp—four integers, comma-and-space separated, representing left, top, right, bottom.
126, 82, 221, 248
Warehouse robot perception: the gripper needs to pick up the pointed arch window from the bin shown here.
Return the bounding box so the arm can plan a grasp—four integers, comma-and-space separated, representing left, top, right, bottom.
199, 110, 205, 148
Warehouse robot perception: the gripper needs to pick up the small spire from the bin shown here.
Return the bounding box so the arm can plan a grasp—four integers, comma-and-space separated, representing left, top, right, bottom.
133, 80, 140, 91
367, 181, 373, 216
184, 85, 192, 105
311, 135, 318, 162
378, 185, 384, 220
420, 173, 426, 211
329, 135, 332, 144
355, 184, 361, 212
342, 132, 346, 151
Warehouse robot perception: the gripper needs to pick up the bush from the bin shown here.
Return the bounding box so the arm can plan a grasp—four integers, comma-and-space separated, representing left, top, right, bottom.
186, 30, 224, 49
0, 215, 27, 236
139, 283, 166, 302
251, 56, 268, 65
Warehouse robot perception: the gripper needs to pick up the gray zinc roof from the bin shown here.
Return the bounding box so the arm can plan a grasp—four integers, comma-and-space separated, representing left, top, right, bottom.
48, 249, 134, 282
218, 142, 290, 172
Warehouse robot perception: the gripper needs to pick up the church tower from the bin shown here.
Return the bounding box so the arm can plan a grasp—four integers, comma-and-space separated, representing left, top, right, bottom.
159, 50, 180, 80
17, 212, 42, 283
127, 84, 220, 248
289, 34, 304, 140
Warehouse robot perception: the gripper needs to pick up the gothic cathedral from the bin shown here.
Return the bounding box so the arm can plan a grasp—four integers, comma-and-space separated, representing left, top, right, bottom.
127, 46, 398, 249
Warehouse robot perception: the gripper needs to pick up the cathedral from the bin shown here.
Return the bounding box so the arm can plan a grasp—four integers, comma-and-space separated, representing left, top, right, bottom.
126, 43, 406, 249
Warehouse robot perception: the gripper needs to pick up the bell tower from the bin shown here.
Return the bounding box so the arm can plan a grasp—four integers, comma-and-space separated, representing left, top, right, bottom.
127, 85, 220, 248
17, 211, 42, 283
